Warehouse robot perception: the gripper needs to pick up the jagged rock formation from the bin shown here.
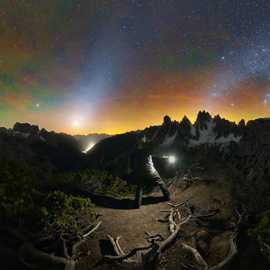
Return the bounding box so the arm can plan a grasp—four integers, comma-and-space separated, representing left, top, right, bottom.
178, 115, 194, 139
142, 115, 179, 147
87, 111, 245, 170
139, 111, 243, 150
86, 111, 270, 214
13, 122, 39, 137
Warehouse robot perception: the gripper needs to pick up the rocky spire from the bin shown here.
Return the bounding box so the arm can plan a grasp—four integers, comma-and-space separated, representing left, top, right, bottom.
163, 115, 172, 126
194, 111, 212, 129
179, 115, 193, 137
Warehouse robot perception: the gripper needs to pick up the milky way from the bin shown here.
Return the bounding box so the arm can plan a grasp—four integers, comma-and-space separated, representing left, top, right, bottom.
0, 0, 269, 134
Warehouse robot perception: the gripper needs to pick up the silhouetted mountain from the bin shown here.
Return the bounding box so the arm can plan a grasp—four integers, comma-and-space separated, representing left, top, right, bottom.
14, 122, 39, 136
178, 115, 193, 138
0, 123, 84, 174
87, 111, 245, 170
1, 112, 270, 213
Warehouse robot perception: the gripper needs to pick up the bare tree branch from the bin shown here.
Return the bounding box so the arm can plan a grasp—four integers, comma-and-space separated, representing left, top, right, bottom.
72, 221, 102, 257
208, 233, 237, 270
144, 232, 164, 243
169, 210, 177, 233
61, 235, 70, 259
19, 242, 76, 270
107, 234, 122, 256
104, 245, 153, 262
158, 215, 192, 254
193, 209, 220, 219
115, 236, 125, 256
82, 221, 102, 239
181, 243, 208, 270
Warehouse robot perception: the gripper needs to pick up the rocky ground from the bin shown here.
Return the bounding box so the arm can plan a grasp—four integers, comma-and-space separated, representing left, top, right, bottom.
75, 169, 251, 270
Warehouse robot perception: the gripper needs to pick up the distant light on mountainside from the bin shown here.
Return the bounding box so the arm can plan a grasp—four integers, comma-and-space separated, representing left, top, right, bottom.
162, 155, 177, 164
74, 134, 110, 153
83, 142, 96, 153
168, 155, 177, 164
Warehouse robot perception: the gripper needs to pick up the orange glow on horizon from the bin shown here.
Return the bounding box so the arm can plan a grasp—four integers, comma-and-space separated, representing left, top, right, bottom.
2, 70, 269, 135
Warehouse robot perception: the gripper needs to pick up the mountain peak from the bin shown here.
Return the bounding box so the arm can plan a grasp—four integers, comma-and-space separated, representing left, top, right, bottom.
163, 115, 172, 126
13, 122, 39, 136
238, 119, 245, 127
194, 110, 212, 129
180, 115, 192, 125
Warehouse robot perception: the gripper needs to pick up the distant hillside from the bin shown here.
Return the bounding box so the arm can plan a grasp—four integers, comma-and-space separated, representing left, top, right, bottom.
74, 133, 110, 153
0, 122, 84, 173
86, 111, 247, 172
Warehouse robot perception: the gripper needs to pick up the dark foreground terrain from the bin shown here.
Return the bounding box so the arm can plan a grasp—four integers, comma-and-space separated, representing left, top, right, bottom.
0, 111, 270, 269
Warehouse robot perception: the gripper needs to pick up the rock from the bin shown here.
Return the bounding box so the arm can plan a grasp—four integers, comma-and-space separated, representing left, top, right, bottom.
179, 116, 193, 138
163, 115, 172, 126
13, 122, 39, 136
238, 119, 245, 128
194, 110, 212, 130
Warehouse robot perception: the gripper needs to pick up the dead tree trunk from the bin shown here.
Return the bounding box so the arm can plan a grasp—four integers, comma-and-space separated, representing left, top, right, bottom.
135, 185, 143, 208
155, 178, 171, 201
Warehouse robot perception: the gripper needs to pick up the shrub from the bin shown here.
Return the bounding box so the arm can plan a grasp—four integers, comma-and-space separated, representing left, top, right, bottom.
53, 169, 135, 197
0, 160, 96, 239
44, 191, 95, 237
249, 210, 270, 244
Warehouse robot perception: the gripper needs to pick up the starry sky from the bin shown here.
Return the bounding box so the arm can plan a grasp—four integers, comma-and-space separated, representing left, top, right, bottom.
0, 0, 270, 134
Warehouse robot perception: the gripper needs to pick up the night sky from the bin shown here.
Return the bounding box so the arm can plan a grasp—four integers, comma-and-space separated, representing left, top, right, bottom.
0, 0, 270, 134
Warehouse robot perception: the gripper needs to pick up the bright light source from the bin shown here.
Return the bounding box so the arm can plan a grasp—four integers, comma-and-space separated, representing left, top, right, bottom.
73, 120, 80, 127
83, 142, 95, 153
168, 155, 177, 164
71, 115, 84, 128
162, 155, 177, 164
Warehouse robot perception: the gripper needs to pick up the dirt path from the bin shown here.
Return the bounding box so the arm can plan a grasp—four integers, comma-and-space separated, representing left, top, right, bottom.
96, 196, 170, 249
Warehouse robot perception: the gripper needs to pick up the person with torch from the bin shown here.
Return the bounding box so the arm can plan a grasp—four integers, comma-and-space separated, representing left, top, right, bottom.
132, 136, 171, 208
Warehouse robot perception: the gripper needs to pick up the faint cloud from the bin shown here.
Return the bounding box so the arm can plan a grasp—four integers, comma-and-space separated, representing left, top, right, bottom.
0, 91, 33, 110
